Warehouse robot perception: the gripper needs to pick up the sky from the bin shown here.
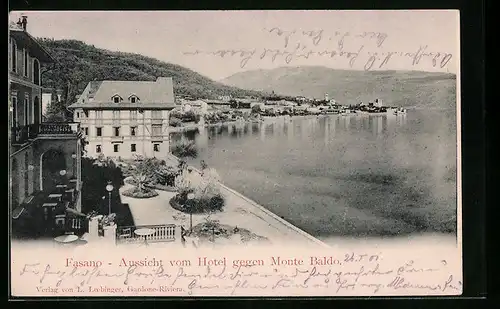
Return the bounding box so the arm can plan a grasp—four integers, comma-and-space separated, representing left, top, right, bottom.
10, 10, 459, 81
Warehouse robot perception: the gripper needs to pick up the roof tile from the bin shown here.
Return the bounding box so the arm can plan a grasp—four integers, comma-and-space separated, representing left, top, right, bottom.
90, 77, 174, 104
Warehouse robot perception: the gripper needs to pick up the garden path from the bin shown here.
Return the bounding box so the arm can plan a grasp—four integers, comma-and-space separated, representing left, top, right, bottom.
119, 180, 327, 247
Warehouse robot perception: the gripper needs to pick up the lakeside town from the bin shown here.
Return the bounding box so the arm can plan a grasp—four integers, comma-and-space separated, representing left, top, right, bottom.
168, 94, 407, 129
9, 17, 335, 249
151, 93, 407, 133
9, 15, 419, 251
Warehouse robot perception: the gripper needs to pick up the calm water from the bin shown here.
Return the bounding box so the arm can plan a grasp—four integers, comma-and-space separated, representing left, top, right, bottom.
171, 110, 457, 239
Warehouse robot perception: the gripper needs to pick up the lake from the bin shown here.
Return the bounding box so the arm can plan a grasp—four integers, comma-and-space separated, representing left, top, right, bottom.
170, 110, 457, 241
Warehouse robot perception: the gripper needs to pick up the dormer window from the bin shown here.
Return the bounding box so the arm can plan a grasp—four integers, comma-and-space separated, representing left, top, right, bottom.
128, 94, 139, 103
111, 94, 123, 103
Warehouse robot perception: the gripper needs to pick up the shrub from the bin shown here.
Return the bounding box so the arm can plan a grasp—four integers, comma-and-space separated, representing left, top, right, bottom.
183, 110, 198, 122
169, 117, 183, 127
170, 167, 225, 213
170, 192, 225, 213
170, 110, 183, 119
251, 104, 262, 114
126, 177, 178, 192
171, 140, 198, 159
122, 186, 158, 199
131, 158, 177, 185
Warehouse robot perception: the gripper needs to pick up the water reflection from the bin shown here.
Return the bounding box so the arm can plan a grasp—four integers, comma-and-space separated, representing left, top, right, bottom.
173, 114, 411, 156
170, 111, 455, 238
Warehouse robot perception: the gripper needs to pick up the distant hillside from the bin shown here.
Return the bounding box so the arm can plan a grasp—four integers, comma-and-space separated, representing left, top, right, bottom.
39, 39, 262, 106
221, 66, 457, 108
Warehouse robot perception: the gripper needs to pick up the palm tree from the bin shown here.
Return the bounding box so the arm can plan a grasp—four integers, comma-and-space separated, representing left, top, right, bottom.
134, 173, 148, 193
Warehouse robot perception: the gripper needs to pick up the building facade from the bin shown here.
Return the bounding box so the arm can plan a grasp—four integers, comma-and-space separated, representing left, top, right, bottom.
69, 77, 176, 159
9, 17, 84, 237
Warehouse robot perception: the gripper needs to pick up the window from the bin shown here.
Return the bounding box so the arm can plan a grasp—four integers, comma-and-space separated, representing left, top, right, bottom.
131, 144, 136, 152
23, 49, 28, 77
11, 96, 17, 128
31, 96, 35, 124
95, 110, 103, 119
24, 96, 29, 125
152, 110, 162, 119
113, 127, 120, 136
130, 126, 137, 136
33, 59, 40, 85
96, 127, 102, 137
113, 96, 120, 103
130, 110, 137, 120
11, 39, 17, 72
83, 127, 89, 135
76, 112, 80, 118
96, 145, 102, 153
152, 124, 162, 136
114, 144, 119, 153
130, 96, 137, 103
153, 144, 160, 152
113, 110, 120, 119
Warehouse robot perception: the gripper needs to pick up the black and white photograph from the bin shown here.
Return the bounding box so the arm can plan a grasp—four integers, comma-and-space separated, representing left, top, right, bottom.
9, 10, 462, 297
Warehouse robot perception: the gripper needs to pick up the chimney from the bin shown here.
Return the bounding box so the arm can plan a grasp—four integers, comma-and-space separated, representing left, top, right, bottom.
21, 15, 28, 31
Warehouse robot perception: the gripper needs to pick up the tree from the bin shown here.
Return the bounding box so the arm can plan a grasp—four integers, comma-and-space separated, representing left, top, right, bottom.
39, 38, 265, 111
171, 139, 198, 162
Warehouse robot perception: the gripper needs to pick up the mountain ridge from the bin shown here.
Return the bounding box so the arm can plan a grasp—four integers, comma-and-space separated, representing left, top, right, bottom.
220, 66, 457, 108
220, 65, 457, 79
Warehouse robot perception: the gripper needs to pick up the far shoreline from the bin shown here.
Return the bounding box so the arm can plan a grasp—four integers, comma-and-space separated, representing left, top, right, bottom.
168, 113, 377, 133
168, 108, 456, 134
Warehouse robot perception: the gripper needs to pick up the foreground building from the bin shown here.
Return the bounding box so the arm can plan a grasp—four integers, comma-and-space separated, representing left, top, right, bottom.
69, 77, 176, 159
9, 17, 85, 238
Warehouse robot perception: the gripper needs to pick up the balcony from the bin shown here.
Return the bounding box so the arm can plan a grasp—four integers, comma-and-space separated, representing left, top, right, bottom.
39, 122, 80, 135
11, 123, 82, 148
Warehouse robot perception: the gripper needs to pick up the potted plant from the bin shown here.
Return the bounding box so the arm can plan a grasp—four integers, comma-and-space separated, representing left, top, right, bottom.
98, 213, 117, 238
101, 213, 116, 227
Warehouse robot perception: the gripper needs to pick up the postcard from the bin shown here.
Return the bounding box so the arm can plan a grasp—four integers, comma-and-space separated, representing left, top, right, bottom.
9, 10, 461, 297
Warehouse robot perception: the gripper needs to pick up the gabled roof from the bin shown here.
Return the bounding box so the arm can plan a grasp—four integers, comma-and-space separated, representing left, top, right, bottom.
92, 77, 174, 103
70, 77, 176, 109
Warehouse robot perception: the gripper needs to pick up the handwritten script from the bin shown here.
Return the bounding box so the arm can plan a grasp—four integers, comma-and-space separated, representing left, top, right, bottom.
182, 27, 454, 71
14, 253, 462, 296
